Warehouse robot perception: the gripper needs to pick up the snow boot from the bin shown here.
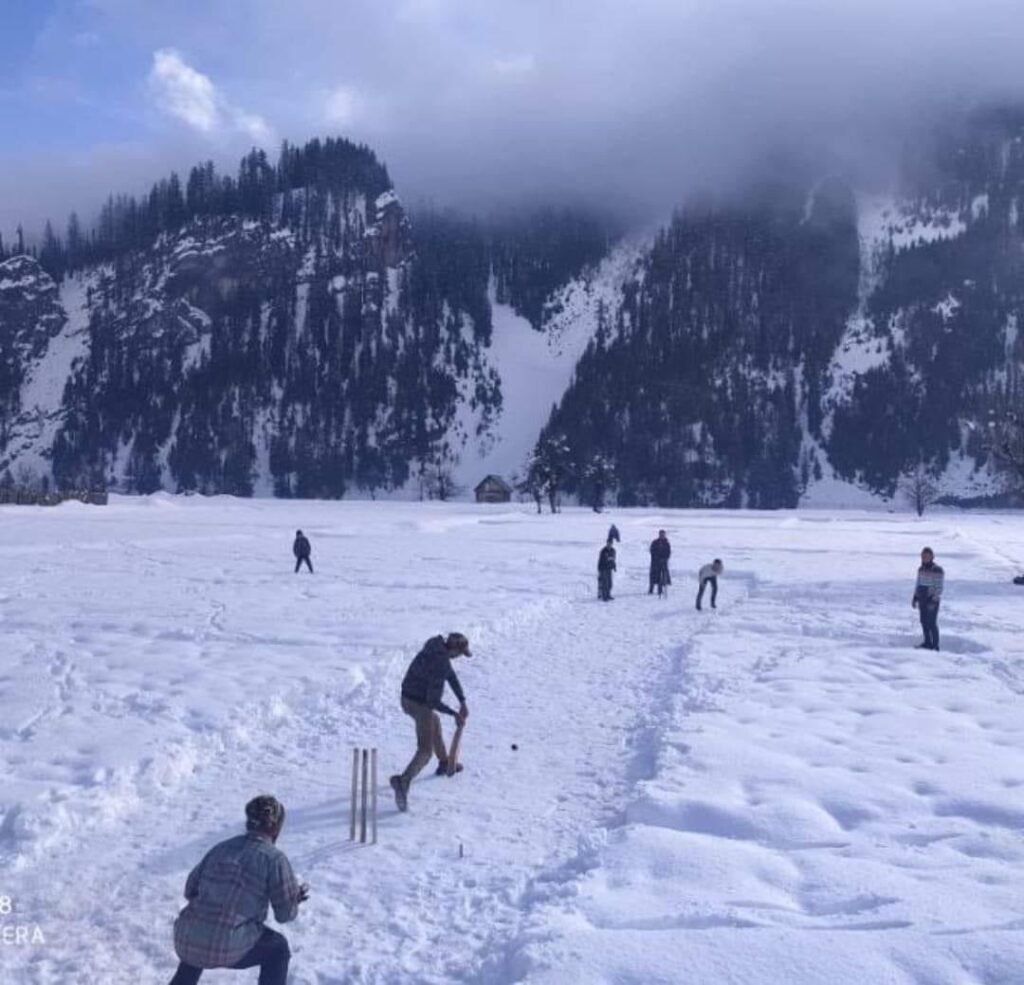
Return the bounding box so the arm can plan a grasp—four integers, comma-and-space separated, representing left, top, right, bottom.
390, 774, 408, 812
436, 760, 465, 776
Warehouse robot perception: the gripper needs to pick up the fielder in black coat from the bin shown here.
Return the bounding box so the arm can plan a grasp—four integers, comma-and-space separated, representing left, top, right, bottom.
649, 530, 671, 594
293, 530, 313, 573
598, 542, 617, 601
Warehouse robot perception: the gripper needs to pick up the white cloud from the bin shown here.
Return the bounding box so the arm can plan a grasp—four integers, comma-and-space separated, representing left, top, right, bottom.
233, 109, 273, 143
148, 49, 272, 143
491, 54, 536, 78
150, 49, 220, 133
323, 85, 361, 128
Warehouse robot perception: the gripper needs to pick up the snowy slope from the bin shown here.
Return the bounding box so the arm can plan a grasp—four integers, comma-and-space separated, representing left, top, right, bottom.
2, 272, 95, 477
452, 238, 647, 490
1, 498, 1023, 983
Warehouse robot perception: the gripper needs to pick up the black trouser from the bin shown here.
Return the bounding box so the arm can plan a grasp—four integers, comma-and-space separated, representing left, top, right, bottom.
294, 554, 313, 573
696, 575, 717, 609
170, 929, 291, 985
649, 563, 669, 595
919, 600, 940, 650
598, 570, 613, 600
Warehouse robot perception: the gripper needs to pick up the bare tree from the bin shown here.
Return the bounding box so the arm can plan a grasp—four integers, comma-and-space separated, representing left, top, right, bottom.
898, 463, 940, 516
14, 463, 41, 492
582, 454, 616, 512
985, 410, 1024, 495
422, 458, 463, 501
527, 434, 573, 514
515, 467, 544, 513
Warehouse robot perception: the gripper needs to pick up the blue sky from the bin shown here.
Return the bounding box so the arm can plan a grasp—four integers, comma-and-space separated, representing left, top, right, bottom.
3, 0, 1024, 239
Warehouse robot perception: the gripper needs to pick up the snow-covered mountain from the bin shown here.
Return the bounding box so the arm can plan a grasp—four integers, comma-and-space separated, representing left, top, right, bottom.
0, 140, 502, 498
544, 111, 1024, 508
2, 114, 1024, 505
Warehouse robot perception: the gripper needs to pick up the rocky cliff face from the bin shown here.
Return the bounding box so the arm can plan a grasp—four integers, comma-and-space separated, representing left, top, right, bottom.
0, 144, 501, 497
0, 256, 67, 426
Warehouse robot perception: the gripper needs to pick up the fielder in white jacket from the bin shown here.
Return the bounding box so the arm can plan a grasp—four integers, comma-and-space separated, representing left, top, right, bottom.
696, 559, 724, 610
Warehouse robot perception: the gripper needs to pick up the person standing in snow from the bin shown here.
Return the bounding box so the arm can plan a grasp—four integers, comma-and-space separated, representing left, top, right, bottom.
607, 523, 621, 544
390, 632, 471, 811
598, 539, 617, 601
649, 530, 671, 595
293, 530, 313, 573
913, 547, 944, 651
696, 559, 724, 611
168, 795, 308, 985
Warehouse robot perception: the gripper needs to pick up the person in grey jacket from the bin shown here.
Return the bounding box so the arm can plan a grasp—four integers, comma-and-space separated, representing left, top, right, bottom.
390, 632, 471, 810
168, 795, 308, 985
912, 547, 944, 651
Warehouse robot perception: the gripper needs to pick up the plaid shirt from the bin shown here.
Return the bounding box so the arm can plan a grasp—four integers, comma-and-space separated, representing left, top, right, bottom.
173, 832, 301, 969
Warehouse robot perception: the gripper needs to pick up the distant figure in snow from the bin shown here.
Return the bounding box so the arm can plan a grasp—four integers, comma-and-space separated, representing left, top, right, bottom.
167, 795, 308, 985
1014, 575, 1024, 586
696, 559, 724, 611
607, 523, 621, 544
390, 632, 471, 812
293, 530, 313, 573
649, 530, 671, 595
598, 540, 617, 601
913, 547, 944, 651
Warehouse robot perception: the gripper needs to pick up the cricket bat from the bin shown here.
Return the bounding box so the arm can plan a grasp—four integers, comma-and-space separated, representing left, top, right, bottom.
447, 720, 465, 776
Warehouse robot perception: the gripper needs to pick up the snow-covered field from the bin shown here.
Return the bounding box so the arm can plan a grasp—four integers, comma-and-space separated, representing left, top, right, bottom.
2, 497, 1024, 984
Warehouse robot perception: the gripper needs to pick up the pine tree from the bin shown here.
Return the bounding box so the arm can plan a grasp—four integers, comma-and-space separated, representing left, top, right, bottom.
65, 212, 82, 272
39, 220, 65, 279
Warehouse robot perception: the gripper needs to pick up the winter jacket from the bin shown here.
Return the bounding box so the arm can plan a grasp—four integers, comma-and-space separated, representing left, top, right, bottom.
174, 833, 302, 969
915, 562, 944, 604
698, 563, 718, 583
650, 537, 671, 565
293, 534, 311, 558
401, 635, 466, 717
598, 545, 617, 572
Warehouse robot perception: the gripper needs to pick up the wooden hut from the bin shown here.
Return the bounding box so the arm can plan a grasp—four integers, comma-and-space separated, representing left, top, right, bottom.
474, 474, 513, 504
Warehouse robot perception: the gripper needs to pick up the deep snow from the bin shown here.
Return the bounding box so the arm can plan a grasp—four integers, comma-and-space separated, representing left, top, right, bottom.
1, 497, 1023, 984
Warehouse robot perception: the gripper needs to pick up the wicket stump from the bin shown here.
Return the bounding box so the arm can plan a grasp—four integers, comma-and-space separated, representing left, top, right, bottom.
349, 746, 378, 844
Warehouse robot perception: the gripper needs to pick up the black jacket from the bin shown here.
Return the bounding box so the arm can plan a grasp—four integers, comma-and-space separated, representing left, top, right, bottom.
401, 636, 465, 717
598, 545, 617, 572
649, 537, 671, 565
293, 534, 311, 558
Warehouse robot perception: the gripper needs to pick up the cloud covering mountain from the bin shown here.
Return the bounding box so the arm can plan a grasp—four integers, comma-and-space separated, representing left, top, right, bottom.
4, 0, 1024, 235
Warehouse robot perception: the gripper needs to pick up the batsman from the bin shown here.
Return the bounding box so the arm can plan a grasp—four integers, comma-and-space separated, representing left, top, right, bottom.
390, 631, 472, 811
